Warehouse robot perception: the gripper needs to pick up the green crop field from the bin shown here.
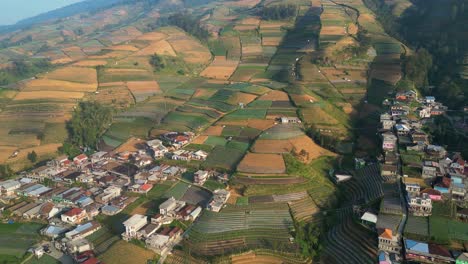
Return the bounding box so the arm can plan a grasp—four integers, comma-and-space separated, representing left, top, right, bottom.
0, 223, 44, 259
203, 145, 245, 170
223, 109, 267, 120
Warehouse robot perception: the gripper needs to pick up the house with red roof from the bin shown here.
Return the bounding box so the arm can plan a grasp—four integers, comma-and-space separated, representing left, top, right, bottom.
61, 208, 87, 224
73, 154, 88, 165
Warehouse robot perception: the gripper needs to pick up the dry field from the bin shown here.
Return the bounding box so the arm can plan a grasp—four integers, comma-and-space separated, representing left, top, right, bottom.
234, 25, 258, 31
252, 135, 335, 162
0, 146, 18, 163
247, 119, 276, 131
43, 66, 97, 84
259, 90, 289, 101
168, 35, 212, 64
347, 23, 358, 34
6, 143, 61, 163
241, 17, 261, 26
14, 91, 85, 100
90, 86, 134, 108
193, 88, 217, 99
100, 82, 126, 87
237, 153, 286, 174
203, 126, 224, 136
137, 31, 167, 41
200, 56, 239, 80
225, 0, 261, 7
231, 252, 283, 264
112, 137, 147, 154
321, 26, 347, 35
23, 79, 97, 92
134, 40, 177, 56
262, 37, 283, 46
320, 68, 367, 83
73, 60, 108, 67
260, 21, 289, 30
108, 44, 139, 52
127, 81, 161, 95
88, 50, 132, 59
242, 45, 263, 56
192, 135, 208, 144
99, 241, 155, 264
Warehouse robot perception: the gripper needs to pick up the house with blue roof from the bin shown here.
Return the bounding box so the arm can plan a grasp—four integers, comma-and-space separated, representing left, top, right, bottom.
405, 238, 454, 263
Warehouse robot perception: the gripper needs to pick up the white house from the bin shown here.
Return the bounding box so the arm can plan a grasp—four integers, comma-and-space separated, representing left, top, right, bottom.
194, 170, 209, 185
159, 197, 177, 215
0, 180, 21, 195
61, 208, 88, 225
192, 150, 208, 161
122, 214, 147, 240
425, 96, 436, 104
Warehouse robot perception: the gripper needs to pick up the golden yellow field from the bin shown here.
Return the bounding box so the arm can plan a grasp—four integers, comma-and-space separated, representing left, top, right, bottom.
192, 135, 208, 144
200, 56, 239, 80
247, 119, 276, 131
259, 90, 289, 101
252, 135, 335, 162
242, 45, 263, 56
23, 79, 97, 92
43, 66, 97, 84
227, 92, 257, 105
321, 26, 347, 35
99, 241, 156, 264
127, 81, 161, 94
202, 126, 224, 136
14, 91, 85, 100
134, 40, 177, 56
234, 25, 258, 31
262, 37, 282, 46
6, 143, 61, 162
137, 31, 168, 41
73, 60, 108, 67
108, 44, 139, 52
168, 35, 212, 64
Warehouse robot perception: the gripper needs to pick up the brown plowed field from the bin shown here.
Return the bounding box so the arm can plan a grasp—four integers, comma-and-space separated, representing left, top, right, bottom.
237, 153, 286, 174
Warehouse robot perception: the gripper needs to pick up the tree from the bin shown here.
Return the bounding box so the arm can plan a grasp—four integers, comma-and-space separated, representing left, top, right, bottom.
68, 101, 113, 149
0, 165, 14, 180
404, 48, 433, 89
27, 151, 37, 163
295, 221, 322, 258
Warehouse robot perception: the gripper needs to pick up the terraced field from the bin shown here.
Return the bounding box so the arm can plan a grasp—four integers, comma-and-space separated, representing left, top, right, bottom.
187, 204, 295, 255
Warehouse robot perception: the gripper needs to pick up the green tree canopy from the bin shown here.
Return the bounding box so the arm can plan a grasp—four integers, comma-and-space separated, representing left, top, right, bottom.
68, 101, 113, 149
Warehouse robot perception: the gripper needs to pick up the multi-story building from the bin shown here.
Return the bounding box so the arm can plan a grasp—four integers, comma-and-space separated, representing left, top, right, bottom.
408, 193, 432, 216
378, 228, 401, 254
122, 214, 147, 241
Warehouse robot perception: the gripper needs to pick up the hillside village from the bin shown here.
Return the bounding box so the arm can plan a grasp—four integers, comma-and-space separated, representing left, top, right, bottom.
0, 0, 467, 262
0, 130, 233, 263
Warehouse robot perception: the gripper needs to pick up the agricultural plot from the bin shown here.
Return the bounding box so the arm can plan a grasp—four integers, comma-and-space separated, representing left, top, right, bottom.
98, 240, 156, 264
203, 145, 245, 170
200, 56, 239, 80
166, 30, 212, 65
187, 204, 294, 255
252, 135, 335, 162
0, 223, 44, 259
164, 181, 190, 200
404, 216, 429, 239
237, 153, 286, 174
98, 68, 154, 83
288, 196, 320, 222
126, 81, 161, 102
230, 64, 267, 82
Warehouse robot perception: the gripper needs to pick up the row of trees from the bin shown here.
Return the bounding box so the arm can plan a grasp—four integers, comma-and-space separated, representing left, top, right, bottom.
0, 59, 52, 85
167, 13, 210, 41
259, 4, 297, 20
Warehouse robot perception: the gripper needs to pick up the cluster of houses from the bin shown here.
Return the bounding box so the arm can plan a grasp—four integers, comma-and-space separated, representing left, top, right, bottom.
0, 130, 234, 260
121, 196, 202, 254
361, 92, 468, 264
